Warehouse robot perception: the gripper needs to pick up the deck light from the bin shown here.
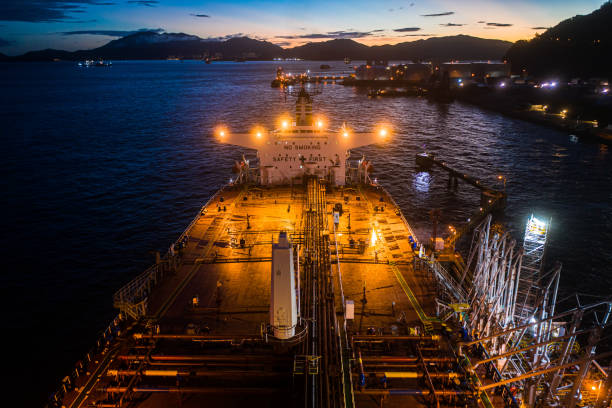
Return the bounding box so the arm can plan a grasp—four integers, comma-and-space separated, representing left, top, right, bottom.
216, 126, 228, 138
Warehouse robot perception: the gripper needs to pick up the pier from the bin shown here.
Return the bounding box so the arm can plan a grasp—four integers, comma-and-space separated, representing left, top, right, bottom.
415, 152, 506, 247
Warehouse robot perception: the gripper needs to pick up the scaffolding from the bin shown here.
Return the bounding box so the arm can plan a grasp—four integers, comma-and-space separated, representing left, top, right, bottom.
515, 215, 550, 323
456, 214, 612, 407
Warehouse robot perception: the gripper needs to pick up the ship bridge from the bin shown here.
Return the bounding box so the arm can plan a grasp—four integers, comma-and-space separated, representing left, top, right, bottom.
215, 87, 389, 186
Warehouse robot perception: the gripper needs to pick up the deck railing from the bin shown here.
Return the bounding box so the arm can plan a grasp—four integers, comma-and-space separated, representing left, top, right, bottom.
113, 184, 229, 320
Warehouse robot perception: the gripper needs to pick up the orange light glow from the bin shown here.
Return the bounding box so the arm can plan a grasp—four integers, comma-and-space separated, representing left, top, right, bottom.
252, 125, 265, 139
215, 126, 228, 139
277, 115, 291, 130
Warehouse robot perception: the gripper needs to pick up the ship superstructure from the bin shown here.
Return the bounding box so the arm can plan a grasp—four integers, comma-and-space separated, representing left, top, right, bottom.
217, 87, 387, 186
49, 88, 612, 408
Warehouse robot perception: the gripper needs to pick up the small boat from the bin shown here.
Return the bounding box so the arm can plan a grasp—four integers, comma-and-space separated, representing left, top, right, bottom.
77, 59, 94, 67
319, 64, 331, 69
344, 57, 351, 64
94, 59, 112, 67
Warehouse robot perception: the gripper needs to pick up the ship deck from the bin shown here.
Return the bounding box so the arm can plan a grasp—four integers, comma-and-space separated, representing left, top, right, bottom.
60, 182, 463, 408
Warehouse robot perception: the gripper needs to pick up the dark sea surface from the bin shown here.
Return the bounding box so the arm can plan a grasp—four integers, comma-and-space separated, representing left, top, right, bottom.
1, 60, 611, 406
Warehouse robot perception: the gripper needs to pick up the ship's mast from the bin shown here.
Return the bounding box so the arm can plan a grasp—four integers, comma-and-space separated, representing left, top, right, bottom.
295, 87, 313, 126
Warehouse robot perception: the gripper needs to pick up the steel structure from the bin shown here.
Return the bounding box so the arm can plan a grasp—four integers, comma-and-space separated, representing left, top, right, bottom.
515, 215, 551, 323
446, 214, 612, 408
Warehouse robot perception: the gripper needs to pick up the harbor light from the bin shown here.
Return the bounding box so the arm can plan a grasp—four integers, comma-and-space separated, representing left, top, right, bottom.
343, 131, 349, 138
316, 119, 324, 128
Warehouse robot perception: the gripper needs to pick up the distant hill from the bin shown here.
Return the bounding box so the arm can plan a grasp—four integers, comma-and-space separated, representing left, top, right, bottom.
374, 35, 512, 61
6, 31, 512, 62
10, 48, 74, 62
289, 35, 512, 61
506, 3, 612, 77
287, 39, 370, 60
78, 32, 283, 60
0, 52, 7, 61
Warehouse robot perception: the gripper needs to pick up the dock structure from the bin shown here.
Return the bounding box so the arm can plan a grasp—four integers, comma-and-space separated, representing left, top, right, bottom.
415, 152, 506, 251
433, 214, 612, 408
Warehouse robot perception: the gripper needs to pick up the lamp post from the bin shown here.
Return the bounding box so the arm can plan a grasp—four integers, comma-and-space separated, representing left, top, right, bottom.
497, 175, 507, 192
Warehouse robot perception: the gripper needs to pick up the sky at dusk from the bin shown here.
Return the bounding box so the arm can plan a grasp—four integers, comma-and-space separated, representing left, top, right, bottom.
0, 0, 606, 55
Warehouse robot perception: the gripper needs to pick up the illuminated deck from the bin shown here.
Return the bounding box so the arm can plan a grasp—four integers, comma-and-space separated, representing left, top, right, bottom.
57, 181, 465, 408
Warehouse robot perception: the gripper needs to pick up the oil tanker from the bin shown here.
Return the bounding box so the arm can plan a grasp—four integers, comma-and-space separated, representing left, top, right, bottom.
49, 88, 612, 408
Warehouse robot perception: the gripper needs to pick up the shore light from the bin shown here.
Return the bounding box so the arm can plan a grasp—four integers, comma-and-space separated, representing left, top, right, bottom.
316, 119, 324, 128
343, 131, 349, 138
281, 120, 289, 129
379, 127, 388, 138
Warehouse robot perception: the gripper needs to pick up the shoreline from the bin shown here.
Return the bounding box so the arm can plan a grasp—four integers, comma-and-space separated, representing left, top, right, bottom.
454, 91, 612, 144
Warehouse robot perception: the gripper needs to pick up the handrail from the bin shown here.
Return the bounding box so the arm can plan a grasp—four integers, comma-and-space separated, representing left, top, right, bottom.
112, 184, 231, 319
165, 183, 229, 259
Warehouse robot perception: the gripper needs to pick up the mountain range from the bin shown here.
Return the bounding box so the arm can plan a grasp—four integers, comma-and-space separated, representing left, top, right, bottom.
505, 2, 612, 77
3, 33, 512, 62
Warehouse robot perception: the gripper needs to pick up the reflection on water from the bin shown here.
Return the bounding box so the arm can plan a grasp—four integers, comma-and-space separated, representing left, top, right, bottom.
414, 171, 432, 193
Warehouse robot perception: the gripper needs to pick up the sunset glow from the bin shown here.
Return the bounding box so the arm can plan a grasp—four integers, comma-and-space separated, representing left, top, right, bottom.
0, 0, 606, 55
